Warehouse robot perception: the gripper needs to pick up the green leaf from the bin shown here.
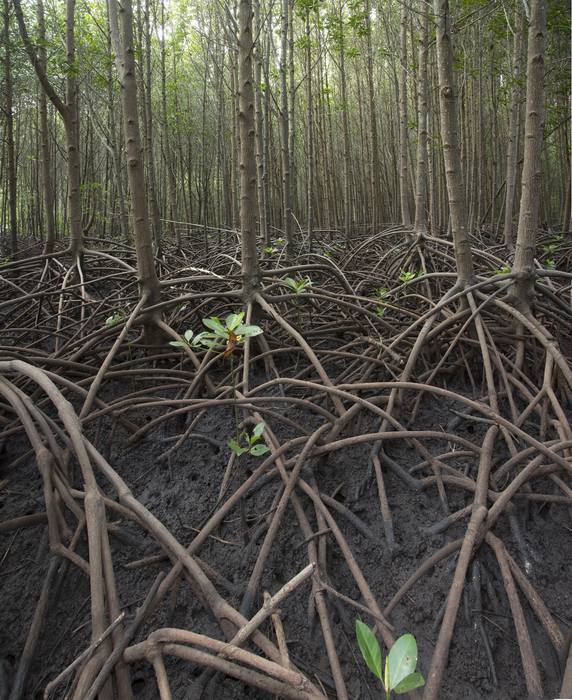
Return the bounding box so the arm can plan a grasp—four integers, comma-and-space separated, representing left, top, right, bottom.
250, 444, 270, 456
235, 324, 263, 338
203, 317, 227, 336
184, 329, 194, 342
201, 338, 224, 350
226, 312, 245, 331
387, 634, 418, 690
393, 672, 425, 694
229, 440, 248, 456
169, 341, 189, 348
356, 621, 382, 680
252, 422, 265, 438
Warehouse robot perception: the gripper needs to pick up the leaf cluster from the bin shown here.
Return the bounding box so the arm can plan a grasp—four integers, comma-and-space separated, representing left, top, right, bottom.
356, 622, 424, 698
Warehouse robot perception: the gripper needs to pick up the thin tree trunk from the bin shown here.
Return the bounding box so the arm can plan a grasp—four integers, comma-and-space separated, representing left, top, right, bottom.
340, 33, 351, 243
399, 5, 412, 233
253, 0, 267, 252
160, 3, 181, 247
237, 0, 260, 302
503, 2, 523, 249
306, 14, 314, 253
508, 0, 546, 312
365, 0, 379, 233
14, 0, 84, 262
434, 0, 476, 286
414, 8, 429, 234
107, 35, 130, 243
4, 0, 17, 255
280, 0, 293, 260
108, 0, 161, 316
142, 0, 163, 255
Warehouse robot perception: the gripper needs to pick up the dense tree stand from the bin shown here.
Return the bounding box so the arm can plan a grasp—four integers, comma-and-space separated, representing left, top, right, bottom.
0, 227, 571, 700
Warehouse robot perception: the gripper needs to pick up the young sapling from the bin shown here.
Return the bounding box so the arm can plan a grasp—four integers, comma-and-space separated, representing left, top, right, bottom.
356, 621, 424, 699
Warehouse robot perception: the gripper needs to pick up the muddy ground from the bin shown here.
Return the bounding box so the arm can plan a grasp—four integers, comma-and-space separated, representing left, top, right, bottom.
1, 357, 571, 700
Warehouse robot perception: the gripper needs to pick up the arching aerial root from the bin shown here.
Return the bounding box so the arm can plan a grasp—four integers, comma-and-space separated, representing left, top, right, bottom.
1, 239, 571, 699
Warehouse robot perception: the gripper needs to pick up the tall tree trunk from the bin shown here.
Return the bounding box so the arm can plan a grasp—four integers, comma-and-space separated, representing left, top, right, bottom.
140, 0, 163, 256
230, 53, 240, 231
365, 0, 379, 233
280, 0, 293, 260
340, 34, 351, 244
503, 2, 523, 249
306, 14, 314, 253
253, 0, 267, 252
238, 0, 260, 303
399, 5, 412, 234
434, 0, 476, 287
414, 8, 429, 233
14, 0, 84, 262
4, 0, 17, 256
107, 35, 130, 243
508, 0, 546, 312
160, 2, 181, 247
262, 25, 271, 245
108, 0, 161, 315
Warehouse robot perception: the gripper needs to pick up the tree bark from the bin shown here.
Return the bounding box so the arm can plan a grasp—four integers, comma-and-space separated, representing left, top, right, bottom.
108, 0, 161, 318
414, 8, 429, 234
160, 2, 181, 248
38, 0, 56, 254
434, 0, 476, 287
4, 0, 17, 256
238, 0, 260, 303
280, 0, 293, 261
13, 0, 85, 262
503, 2, 523, 249
399, 5, 412, 233
508, 0, 546, 312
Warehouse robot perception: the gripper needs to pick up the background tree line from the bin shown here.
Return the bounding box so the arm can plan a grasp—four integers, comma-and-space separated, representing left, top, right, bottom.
0, 0, 569, 258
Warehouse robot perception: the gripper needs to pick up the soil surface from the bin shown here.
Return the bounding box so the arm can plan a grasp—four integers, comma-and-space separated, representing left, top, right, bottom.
1, 364, 571, 700
1, 234, 572, 700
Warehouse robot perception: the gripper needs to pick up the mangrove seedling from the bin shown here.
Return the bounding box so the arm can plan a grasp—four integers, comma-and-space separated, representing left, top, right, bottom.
356, 621, 424, 699
280, 277, 312, 328
176, 312, 265, 543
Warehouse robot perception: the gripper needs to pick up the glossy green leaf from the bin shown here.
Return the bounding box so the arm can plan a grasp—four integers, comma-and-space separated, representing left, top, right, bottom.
169, 341, 188, 348
393, 672, 425, 694
252, 422, 265, 438
229, 440, 248, 456
356, 620, 382, 680
387, 634, 418, 690
235, 324, 263, 338
203, 317, 227, 336
282, 277, 297, 290
184, 329, 194, 342
250, 444, 270, 456
226, 312, 244, 330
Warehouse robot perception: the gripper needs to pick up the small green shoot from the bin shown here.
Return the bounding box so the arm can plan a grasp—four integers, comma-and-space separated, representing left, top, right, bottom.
169, 328, 209, 350
265, 246, 278, 254
490, 267, 510, 275
540, 243, 559, 254
174, 312, 265, 545
545, 259, 556, 268
374, 288, 389, 316
398, 270, 421, 284
356, 622, 425, 699
229, 421, 270, 458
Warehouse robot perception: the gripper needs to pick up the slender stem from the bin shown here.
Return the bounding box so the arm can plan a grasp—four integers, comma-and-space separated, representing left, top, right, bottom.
231, 353, 240, 444
231, 352, 249, 544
